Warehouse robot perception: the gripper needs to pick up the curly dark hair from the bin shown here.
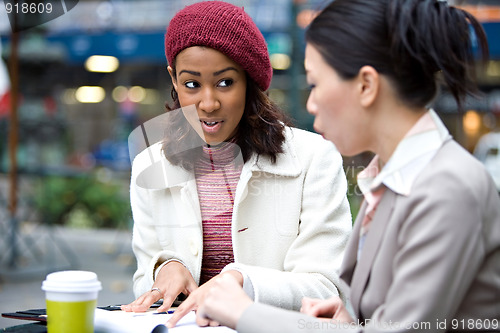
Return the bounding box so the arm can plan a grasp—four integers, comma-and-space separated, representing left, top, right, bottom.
161, 72, 292, 171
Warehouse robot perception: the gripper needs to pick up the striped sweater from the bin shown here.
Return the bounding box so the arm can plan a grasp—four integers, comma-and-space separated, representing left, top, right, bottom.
194, 141, 243, 285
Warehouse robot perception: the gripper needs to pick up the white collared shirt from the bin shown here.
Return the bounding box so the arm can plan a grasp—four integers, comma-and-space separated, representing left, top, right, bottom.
358, 109, 451, 198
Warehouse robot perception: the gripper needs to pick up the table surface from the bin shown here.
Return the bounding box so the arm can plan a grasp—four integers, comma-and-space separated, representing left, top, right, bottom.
1, 302, 179, 332
1, 322, 46, 333
1, 322, 112, 333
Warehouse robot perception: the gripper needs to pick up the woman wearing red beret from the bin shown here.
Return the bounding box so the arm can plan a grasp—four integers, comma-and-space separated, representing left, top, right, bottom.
122, 1, 352, 328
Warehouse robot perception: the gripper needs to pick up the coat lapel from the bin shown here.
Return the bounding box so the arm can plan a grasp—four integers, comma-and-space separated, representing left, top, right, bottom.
348, 190, 397, 319
234, 128, 302, 205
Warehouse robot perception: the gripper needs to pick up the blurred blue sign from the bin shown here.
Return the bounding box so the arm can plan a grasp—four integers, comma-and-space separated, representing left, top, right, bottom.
46, 31, 165, 64
483, 23, 500, 59
44, 30, 288, 64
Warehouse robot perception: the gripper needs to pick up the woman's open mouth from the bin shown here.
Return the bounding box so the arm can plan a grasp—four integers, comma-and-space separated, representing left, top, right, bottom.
201, 120, 223, 133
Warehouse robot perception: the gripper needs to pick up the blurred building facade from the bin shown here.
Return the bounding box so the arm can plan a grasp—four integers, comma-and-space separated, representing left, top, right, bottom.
0, 0, 295, 173
0, 0, 499, 227
1, 0, 499, 172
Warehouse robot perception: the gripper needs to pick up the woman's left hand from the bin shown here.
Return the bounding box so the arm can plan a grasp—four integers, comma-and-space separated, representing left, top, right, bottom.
166, 270, 244, 328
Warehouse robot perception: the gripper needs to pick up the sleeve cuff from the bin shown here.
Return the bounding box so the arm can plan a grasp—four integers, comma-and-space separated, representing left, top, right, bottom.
222, 264, 255, 301
154, 259, 186, 281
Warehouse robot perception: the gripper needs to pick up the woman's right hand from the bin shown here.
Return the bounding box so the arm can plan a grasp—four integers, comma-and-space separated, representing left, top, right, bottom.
196, 273, 253, 329
121, 261, 198, 313
300, 296, 354, 323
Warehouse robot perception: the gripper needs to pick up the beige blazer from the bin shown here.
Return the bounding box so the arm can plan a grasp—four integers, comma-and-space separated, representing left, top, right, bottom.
237, 139, 500, 333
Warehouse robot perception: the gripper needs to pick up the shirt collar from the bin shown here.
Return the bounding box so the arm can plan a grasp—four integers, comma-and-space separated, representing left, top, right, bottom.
358, 109, 450, 197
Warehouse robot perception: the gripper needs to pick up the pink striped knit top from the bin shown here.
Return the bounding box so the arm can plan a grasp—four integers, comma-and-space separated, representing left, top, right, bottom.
194, 141, 243, 285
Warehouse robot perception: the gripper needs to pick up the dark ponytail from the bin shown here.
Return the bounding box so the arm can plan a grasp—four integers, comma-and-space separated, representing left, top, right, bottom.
306, 0, 489, 111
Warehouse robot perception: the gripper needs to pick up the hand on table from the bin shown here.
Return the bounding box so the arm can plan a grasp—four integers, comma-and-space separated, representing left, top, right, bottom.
195, 273, 252, 329
121, 261, 198, 313
167, 270, 247, 329
300, 296, 354, 323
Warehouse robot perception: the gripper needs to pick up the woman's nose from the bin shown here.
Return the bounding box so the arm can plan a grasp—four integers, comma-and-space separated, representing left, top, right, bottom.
199, 88, 220, 113
306, 94, 317, 115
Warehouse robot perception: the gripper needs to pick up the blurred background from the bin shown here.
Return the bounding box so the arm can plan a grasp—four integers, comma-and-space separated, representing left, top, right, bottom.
0, 0, 499, 329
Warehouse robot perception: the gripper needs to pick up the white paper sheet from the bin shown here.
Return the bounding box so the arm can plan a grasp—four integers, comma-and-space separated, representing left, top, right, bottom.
94, 308, 236, 333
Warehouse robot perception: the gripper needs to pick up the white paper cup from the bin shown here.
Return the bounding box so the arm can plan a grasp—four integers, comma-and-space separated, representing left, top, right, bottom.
42, 270, 102, 333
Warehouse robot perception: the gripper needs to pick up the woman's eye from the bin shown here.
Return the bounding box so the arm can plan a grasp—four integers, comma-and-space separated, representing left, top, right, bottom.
218, 79, 233, 88
308, 84, 316, 90
184, 81, 199, 89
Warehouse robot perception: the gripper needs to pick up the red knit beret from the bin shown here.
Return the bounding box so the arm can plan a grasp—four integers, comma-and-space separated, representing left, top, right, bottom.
165, 1, 272, 91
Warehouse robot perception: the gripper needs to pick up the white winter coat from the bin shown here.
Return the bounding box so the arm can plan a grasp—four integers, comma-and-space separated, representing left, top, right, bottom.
130, 126, 352, 310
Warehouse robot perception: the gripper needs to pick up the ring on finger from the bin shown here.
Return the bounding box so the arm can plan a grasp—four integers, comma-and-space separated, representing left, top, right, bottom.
151, 287, 161, 294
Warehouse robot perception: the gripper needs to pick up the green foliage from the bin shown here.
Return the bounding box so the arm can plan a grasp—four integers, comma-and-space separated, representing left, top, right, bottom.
347, 192, 361, 224
35, 171, 131, 229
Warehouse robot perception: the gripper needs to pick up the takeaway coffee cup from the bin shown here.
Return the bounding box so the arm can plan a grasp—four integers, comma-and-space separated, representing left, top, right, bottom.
42, 270, 102, 333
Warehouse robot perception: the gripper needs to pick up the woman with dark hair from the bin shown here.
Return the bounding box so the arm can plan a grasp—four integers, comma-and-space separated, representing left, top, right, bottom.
121, 0, 352, 327
161, 75, 293, 171
195, 0, 500, 331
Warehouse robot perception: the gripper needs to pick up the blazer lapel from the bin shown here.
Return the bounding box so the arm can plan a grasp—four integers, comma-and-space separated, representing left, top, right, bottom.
349, 190, 397, 319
